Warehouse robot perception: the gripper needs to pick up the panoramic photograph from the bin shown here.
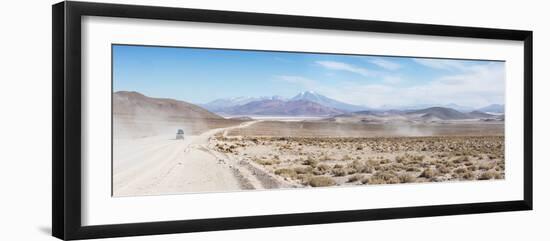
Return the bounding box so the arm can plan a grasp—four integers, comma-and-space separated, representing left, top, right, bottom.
112, 45, 505, 197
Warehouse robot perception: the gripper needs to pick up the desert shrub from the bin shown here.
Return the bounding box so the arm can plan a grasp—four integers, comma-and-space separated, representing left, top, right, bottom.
398, 173, 416, 183
454, 168, 467, 174
316, 164, 331, 172
478, 162, 496, 171
412, 155, 425, 161
347, 174, 364, 183
308, 176, 336, 187
366, 159, 380, 166
294, 166, 313, 174
255, 159, 280, 165
303, 157, 318, 167
367, 171, 399, 184
406, 167, 421, 172
419, 168, 438, 179
376, 165, 394, 172
460, 172, 475, 180
478, 171, 496, 180
438, 166, 451, 174
346, 168, 357, 175
348, 160, 372, 174
360, 166, 374, 174
297, 174, 314, 183
364, 177, 385, 185
395, 155, 406, 163
346, 160, 363, 171
320, 155, 331, 162
453, 156, 469, 164
333, 164, 344, 169
391, 163, 406, 171
274, 168, 297, 179
428, 159, 439, 166
312, 169, 324, 175
437, 153, 449, 158
331, 168, 347, 177
341, 154, 352, 161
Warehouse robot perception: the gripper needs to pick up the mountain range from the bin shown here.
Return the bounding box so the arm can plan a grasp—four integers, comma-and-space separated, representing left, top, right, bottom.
222, 99, 346, 116
202, 91, 504, 116
201, 96, 287, 112
289, 91, 366, 111
330, 106, 503, 124
476, 104, 505, 113
114, 90, 504, 122
203, 91, 367, 115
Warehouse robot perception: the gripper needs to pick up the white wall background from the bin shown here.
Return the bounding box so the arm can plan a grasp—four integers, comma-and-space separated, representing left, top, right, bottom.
0, 0, 546, 240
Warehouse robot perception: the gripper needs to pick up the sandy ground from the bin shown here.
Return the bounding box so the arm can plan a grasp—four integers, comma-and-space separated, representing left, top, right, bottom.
113, 120, 289, 196
213, 135, 505, 187
113, 117, 504, 196
227, 120, 504, 137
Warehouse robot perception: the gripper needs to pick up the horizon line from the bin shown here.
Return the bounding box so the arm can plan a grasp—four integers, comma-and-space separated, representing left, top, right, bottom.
113, 90, 504, 110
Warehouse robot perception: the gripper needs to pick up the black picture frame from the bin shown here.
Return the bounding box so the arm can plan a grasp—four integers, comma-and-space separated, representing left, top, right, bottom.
52, 1, 533, 240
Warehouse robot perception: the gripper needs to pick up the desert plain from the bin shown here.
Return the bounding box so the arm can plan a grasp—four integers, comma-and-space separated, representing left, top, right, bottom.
112, 91, 505, 197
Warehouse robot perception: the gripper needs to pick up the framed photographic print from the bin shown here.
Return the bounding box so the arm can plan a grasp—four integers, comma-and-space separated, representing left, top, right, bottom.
52, 1, 533, 240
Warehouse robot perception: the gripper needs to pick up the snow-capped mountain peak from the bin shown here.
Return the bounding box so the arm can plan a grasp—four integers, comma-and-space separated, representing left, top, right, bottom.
291, 91, 366, 111
202, 91, 369, 113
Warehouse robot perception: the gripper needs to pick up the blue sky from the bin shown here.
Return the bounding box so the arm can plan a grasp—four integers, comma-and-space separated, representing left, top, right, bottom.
113, 45, 505, 108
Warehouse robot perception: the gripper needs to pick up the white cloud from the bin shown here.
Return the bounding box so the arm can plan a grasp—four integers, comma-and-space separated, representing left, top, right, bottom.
316, 61, 372, 77
368, 58, 401, 70
278, 60, 504, 109
382, 76, 403, 84
412, 58, 470, 71
275, 75, 318, 89
319, 62, 505, 109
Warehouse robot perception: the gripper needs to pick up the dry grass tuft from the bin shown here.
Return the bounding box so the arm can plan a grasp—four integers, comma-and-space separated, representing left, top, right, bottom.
478, 161, 496, 171
460, 172, 475, 180
331, 168, 347, 177
419, 168, 438, 179
294, 166, 313, 175
347, 174, 364, 183
454, 168, 467, 174
255, 159, 280, 165
313, 164, 331, 175
366, 171, 399, 184
438, 166, 451, 174
478, 170, 497, 180
406, 167, 421, 172
398, 173, 416, 183
303, 157, 318, 167
274, 168, 297, 179
308, 176, 336, 187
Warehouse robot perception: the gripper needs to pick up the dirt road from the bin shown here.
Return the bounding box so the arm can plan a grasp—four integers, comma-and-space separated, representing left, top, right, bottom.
112, 120, 274, 196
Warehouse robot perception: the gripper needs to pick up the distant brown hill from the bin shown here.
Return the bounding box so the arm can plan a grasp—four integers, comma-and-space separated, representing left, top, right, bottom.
406, 107, 471, 120
113, 91, 222, 119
